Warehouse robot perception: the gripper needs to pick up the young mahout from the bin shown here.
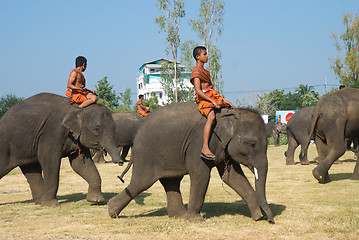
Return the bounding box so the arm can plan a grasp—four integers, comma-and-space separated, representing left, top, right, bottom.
65, 56, 98, 108
190, 46, 233, 161
136, 94, 150, 117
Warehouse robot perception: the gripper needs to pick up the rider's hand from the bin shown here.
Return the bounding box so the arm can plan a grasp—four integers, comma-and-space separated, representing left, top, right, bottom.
213, 101, 221, 109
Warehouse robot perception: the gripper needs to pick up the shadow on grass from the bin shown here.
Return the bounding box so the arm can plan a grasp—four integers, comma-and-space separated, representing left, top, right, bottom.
329, 172, 353, 182
0, 191, 152, 206
117, 201, 285, 220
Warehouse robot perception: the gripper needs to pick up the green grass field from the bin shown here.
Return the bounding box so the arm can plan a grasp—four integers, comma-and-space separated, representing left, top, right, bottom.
1, 145, 359, 240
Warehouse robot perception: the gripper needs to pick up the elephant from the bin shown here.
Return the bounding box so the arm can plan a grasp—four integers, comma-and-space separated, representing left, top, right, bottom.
0, 93, 122, 206
108, 102, 274, 223
266, 122, 286, 146
285, 106, 315, 165
92, 112, 146, 163
301, 88, 359, 183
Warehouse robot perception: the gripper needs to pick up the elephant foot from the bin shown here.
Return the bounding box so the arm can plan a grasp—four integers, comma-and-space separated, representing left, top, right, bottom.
41, 198, 60, 207
185, 212, 204, 222
86, 192, 105, 204
285, 159, 295, 165
107, 197, 120, 218
168, 208, 187, 218
350, 173, 359, 180
300, 160, 310, 165
251, 209, 264, 221
312, 168, 330, 184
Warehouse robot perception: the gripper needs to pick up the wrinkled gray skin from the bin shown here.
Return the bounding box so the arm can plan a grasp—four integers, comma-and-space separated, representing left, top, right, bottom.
93, 112, 146, 163
108, 103, 274, 223
302, 88, 359, 183
266, 122, 286, 146
285, 106, 315, 165
0, 93, 122, 206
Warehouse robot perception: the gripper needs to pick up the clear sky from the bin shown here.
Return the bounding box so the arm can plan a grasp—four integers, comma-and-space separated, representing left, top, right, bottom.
1, 0, 358, 106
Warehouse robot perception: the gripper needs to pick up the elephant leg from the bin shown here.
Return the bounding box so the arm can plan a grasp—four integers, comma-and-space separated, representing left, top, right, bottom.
38, 147, 62, 207
299, 143, 310, 165
19, 162, 44, 204
273, 135, 279, 147
217, 163, 263, 221
312, 133, 346, 184
121, 146, 131, 162
314, 135, 327, 164
186, 168, 211, 221
286, 135, 298, 165
108, 172, 157, 218
159, 177, 186, 218
92, 150, 105, 164
69, 150, 105, 203
351, 156, 359, 180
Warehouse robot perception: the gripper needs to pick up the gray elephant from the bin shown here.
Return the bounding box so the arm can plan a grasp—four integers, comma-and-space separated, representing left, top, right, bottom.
92, 112, 146, 163
285, 106, 315, 165
108, 103, 274, 223
302, 88, 359, 183
266, 122, 286, 146
0, 93, 122, 206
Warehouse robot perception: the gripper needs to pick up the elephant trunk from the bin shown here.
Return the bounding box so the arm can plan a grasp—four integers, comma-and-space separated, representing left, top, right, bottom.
254, 160, 274, 223
101, 136, 123, 165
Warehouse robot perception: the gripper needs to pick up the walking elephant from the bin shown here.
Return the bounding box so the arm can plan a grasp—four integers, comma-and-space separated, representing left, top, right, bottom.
285, 106, 315, 165
302, 88, 359, 183
0, 93, 122, 206
266, 122, 286, 146
108, 103, 274, 223
92, 112, 146, 163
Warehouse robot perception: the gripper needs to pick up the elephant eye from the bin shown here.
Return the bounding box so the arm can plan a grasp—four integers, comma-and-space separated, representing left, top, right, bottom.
92, 126, 101, 136
250, 142, 256, 148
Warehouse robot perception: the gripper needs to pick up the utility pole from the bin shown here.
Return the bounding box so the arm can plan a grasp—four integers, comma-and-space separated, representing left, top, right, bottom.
325, 77, 327, 93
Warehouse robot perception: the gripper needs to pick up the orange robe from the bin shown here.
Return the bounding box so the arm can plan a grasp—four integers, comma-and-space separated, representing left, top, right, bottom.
65, 70, 88, 104
190, 65, 225, 116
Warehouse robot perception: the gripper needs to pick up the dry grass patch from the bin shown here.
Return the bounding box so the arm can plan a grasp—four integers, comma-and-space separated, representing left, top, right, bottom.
1, 145, 359, 239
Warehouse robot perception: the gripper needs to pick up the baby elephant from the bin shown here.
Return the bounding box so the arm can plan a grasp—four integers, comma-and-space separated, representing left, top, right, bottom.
108, 103, 274, 223
0, 93, 122, 206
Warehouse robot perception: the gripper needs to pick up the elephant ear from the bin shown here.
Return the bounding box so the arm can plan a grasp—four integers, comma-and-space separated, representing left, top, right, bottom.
213, 111, 235, 149
61, 107, 83, 139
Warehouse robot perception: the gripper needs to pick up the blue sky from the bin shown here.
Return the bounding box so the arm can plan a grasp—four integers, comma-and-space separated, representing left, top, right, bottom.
1, 0, 358, 106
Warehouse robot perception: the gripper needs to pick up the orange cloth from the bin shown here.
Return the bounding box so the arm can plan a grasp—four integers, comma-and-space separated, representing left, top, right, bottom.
65, 89, 88, 104
137, 109, 148, 117
196, 86, 225, 116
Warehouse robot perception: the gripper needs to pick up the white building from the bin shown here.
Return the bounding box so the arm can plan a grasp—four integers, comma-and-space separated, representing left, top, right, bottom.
136, 59, 192, 105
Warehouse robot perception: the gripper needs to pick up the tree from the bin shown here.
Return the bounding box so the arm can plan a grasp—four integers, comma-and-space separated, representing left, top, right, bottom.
0, 94, 24, 118
255, 84, 319, 121
182, 0, 225, 94
155, 0, 185, 102
330, 13, 359, 87
95, 77, 120, 110
294, 84, 319, 107
159, 61, 194, 104
115, 88, 133, 112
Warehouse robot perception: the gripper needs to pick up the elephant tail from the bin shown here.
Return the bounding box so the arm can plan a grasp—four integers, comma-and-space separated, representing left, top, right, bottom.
117, 160, 133, 183
300, 112, 321, 159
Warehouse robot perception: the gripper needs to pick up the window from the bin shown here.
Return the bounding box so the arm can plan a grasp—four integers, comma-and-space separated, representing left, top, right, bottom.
159, 92, 163, 99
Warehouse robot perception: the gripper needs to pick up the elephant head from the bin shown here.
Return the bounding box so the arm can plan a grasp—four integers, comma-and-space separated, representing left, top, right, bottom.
61, 104, 122, 164
214, 108, 274, 222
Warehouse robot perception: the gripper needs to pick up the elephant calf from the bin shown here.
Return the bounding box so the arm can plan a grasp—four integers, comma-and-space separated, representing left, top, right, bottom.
0, 93, 122, 206
108, 103, 274, 223
92, 112, 146, 163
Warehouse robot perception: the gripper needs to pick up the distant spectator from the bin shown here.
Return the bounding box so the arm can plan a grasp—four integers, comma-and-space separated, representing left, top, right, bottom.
339, 83, 345, 90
